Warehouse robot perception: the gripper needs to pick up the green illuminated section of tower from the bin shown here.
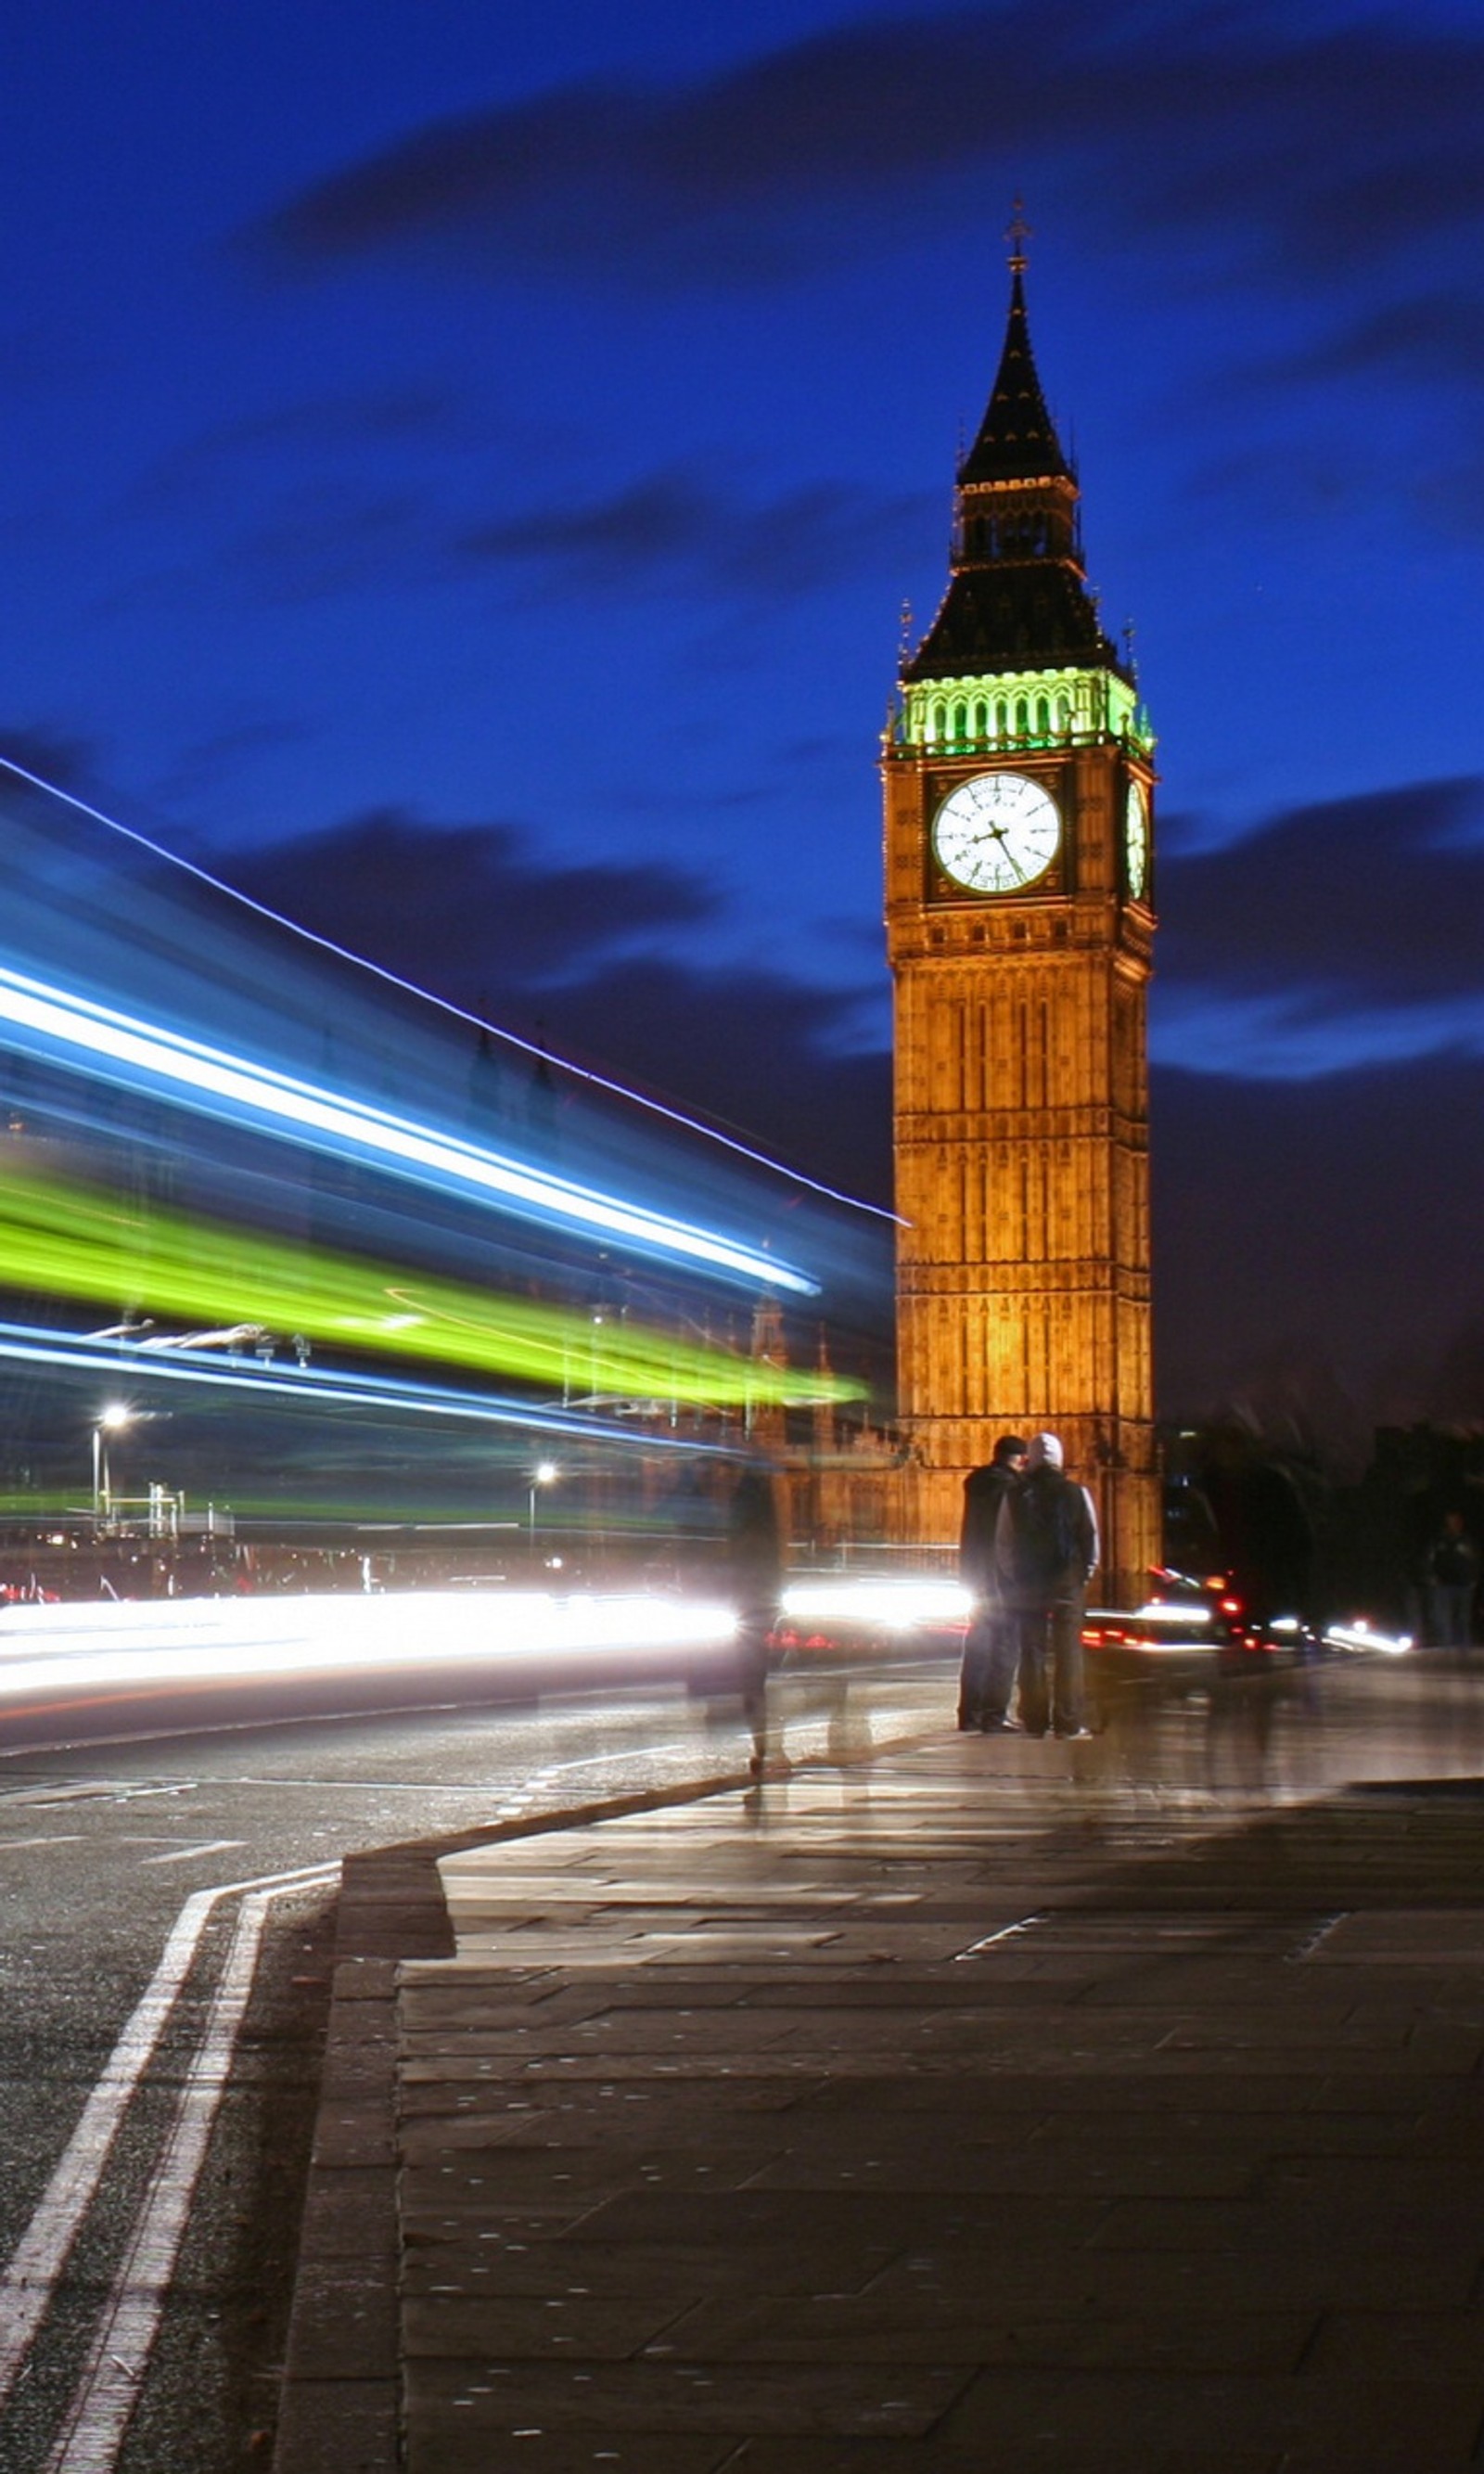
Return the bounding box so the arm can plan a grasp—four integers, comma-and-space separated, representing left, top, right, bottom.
899, 665, 1153, 756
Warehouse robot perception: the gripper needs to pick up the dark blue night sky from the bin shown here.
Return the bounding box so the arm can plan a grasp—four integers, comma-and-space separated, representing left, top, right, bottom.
6, 0, 1484, 1442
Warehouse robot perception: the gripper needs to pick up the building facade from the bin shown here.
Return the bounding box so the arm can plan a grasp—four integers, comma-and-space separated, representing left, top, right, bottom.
882, 235, 1159, 1592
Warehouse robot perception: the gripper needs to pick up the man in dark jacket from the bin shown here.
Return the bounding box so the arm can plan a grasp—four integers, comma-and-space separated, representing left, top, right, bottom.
995, 1432, 1099, 1738
957, 1434, 1027, 1730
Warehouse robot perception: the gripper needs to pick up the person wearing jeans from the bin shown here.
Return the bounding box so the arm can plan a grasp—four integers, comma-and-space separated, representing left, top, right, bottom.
995, 1432, 1099, 1738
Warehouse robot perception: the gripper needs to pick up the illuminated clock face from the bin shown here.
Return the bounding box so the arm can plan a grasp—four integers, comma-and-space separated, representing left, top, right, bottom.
931, 771, 1061, 895
1124, 779, 1150, 902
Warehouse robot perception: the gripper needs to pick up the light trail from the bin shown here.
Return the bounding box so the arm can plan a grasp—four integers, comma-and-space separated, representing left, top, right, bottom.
779, 1575, 972, 1628
0, 1314, 714, 1448
0, 1162, 860, 1406
0, 753, 900, 1225
0, 1590, 741, 1705
0, 959, 819, 1294
0, 1577, 966, 1711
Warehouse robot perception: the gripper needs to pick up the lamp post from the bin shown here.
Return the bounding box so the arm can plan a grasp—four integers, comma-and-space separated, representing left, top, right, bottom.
91, 1403, 133, 1525
528, 1460, 557, 1555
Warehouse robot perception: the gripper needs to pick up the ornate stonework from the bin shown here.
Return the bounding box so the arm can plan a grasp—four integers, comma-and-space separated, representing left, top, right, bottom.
882, 248, 1158, 1593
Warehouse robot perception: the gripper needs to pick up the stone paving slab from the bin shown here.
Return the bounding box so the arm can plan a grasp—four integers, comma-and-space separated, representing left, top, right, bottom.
636, 2294, 1317, 2373
399, 2226, 909, 2301
397, 1749, 1484, 2472
274, 1724, 1484, 2474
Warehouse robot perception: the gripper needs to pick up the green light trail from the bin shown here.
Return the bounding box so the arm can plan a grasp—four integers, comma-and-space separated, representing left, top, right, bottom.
0, 1160, 863, 1410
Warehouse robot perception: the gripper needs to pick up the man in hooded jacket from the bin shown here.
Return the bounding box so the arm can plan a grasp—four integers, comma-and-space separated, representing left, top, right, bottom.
995, 1432, 1099, 1739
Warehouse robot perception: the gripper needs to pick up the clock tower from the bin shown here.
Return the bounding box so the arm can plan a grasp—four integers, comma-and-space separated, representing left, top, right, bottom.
882, 226, 1158, 1594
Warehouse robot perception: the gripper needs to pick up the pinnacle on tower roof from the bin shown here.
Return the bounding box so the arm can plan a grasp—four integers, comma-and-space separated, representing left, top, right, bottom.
958, 205, 1072, 487
900, 210, 1124, 686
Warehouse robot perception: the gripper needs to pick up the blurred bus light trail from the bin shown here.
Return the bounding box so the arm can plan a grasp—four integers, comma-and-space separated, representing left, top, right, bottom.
0, 1167, 862, 1408
0, 963, 818, 1295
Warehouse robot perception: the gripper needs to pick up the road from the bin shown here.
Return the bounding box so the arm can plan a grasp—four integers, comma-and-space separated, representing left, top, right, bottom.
0, 1653, 947, 2474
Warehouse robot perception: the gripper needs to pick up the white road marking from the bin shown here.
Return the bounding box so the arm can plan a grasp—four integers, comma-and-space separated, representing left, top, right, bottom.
0, 1781, 129, 1806
43, 1882, 298, 2472
0, 1860, 336, 2412
226, 1734, 705, 1795
137, 1839, 248, 1866
953, 1912, 1047, 1959
1, 1834, 87, 1850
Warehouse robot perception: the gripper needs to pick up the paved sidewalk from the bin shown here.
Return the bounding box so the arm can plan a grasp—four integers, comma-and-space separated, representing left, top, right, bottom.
275, 1714, 1484, 2474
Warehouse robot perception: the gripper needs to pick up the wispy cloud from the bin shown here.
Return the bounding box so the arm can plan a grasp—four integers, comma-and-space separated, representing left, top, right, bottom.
230, 806, 716, 988
461, 465, 928, 599
1155, 776, 1484, 1074
245, 6, 1484, 304
230, 804, 892, 1197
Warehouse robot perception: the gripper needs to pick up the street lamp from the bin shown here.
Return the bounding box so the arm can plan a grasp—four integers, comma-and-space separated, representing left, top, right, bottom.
91, 1403, 133, 1525
528, 1460, 557, 1553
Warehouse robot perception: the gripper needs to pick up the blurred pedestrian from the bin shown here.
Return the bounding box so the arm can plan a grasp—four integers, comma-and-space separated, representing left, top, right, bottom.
1426, 1511, 1478, 1657
996, 1432, 1099, 1739
957, 1435, 1027, 1731
725, 1466, 784, 1775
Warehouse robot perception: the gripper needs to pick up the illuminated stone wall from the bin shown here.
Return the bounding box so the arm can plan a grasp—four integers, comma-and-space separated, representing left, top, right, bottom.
883, 736, 1158, 1596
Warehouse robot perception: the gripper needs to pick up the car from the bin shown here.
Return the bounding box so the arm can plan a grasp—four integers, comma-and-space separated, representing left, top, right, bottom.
1081, 1569, 1313, 1728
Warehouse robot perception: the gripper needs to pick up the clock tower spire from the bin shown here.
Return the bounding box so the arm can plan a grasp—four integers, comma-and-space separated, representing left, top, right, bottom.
882, 226, 1158, 1591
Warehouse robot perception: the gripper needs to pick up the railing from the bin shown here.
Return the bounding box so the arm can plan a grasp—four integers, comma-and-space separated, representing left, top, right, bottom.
884, 720, 1155, 761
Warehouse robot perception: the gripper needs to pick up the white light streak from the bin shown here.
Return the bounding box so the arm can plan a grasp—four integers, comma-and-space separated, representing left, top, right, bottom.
0, 1319, 719, 1451
0, 754, 899, 1224
779, 1576, 973, 1628
0, 962, 817, 1294
1322, 1620, 1412, 1657
0, 1591, 739, 1705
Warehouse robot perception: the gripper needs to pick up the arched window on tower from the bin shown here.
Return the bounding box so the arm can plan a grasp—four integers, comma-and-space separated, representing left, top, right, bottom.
952, 700, 967, 743
931, 699, 946, 743
1015, 696, 1029, 738
1035, 696, 1051, 737
974, 699, 988, 740
1055, 693, 1071, 735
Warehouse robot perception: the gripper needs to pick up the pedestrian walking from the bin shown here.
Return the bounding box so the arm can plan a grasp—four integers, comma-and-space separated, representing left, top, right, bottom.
995, 1432, 1099, 1739
957, 1435, 1027, 1730
725, 1466, 784, 1775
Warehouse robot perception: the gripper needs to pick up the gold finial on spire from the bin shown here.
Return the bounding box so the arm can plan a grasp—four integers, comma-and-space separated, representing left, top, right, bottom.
1005, 195, 1031, 274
